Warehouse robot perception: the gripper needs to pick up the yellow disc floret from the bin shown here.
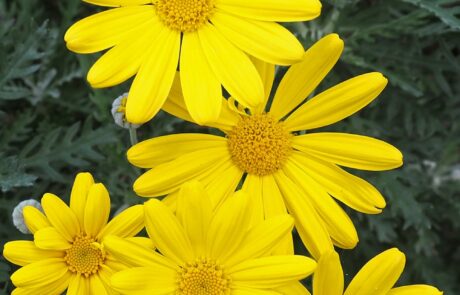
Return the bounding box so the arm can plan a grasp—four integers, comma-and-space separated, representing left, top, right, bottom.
155, 0, 214, 32
227, 114, 292, 176
64, 234, 105, 277
178, 258, 230, 294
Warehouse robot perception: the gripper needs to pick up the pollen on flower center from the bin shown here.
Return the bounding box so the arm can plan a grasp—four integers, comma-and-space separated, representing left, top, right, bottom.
64, 234, 105, 277
155, 0, 214, 32
178, 258, 230, 294
227, 114, 292, 176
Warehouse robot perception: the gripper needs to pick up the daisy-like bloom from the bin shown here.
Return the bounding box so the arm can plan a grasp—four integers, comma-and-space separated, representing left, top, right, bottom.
127, 34, 403, 259
104, 181, 316, 294
311, 249, 442, 295
64, 0, 322, 125
3, 172, 146, 294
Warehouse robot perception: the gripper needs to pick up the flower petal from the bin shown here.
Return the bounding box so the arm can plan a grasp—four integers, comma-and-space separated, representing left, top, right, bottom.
198, 23, 264, 109
104, 236, 175, 269
274, 170, 333, 259
64, 6, 155, 53
34, 227, 72, 250
125, 26, 180, 124
251, 58, 275, 114
11, 271, 71, 295
344, 248, 405, 295
387, 285, 443, 295
83, 183, 110, 237
292, 133, 403, 171
229, 255, 316, 289
83, 0, 150, 7
3, 241, 63, 266
313, 251, 344, 295
144, 199, 194, 265
284, 72, 388, 131
127, 133, 226, 168
270, 34, 343, 120
224, 215, 294, 268
276, 282, 312, 295
41, 193, 80, 241
23, 206, 50, 234
110, 267, 177, 294
211, 11, 304, 65
206, 191, 252, 262
133, 147, 230, 197
216, 0, 321, 22
69, 173, 94, 226
11, 258, 68, 289
67, 274, 89, 295
87, 17, 160, 88
291, 152, 386, 214
180, 31, 222, 125
176, 181, 213, 257
283, 158, 358, 249
89, 275, 108, 295
98, 205, 144, 240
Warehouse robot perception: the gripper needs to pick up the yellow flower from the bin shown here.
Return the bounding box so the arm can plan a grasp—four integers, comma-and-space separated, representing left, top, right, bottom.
311, 249, 442, 295
127, 34, 403, 259
3, 172, 147, 294
104, 181, 317, 294
64, 0, 321, 125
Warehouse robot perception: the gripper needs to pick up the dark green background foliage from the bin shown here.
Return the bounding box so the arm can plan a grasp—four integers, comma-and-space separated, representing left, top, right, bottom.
0, 0, 459, 293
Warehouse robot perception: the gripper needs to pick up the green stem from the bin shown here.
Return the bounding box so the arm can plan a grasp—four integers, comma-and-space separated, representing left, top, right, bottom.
129, 125, 138, 146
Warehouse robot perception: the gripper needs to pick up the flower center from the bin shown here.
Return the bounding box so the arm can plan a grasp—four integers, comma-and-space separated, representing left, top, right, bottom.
64, 234, 105, 277
178, 258, 230, 294
155, 0, 214, 32
227, 114, 292, 176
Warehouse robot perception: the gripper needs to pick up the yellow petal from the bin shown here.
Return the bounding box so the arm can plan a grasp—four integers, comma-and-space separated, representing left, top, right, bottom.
69, 173, 94, 226
125, 26, 180, 124
224, 215, 294, 268
84, 183, 111, 237
83, 0, 150, 7
162, 72, 240, 130
216, 0, 321, 22
211, 11, 304, 65
293, 133, 403, 171
34, 227, 72, 250
11, 271, 71, 295
276, 282, 311, 295
284, 72, 388, 131
67, 274, 89, 295
41, 193, 80, 241
270, 34, 343, 120
274, 170, 333, 259
144, 199, 194, 265
133, 147, 230, 197
110, 267, 177, 294
11, 258, 68, 288
251, 58, 275, 114
98, 205, 144, 240
198, 23, 264, 109
242, 175, 265, 229
87, 18, 159, 88
344, 248, 405, 295
23, 206, 50, 234
313, 251, 344, 295
283, 159, 358, 249
291, 152, 386, 213
89, 275, 108, 295
256, 175, 293, 255
180, 32, 222, 124
64, 6, 155, 53
125, 237, 154, 249
229, 255, 316, 289
175, 181, 212, 257
206, 191, 252, 262
104, 235, 175, 269
127, 133, 226, 168
233, 288, 280, 294
3, 241, 63, 266
387, 285, 443, 295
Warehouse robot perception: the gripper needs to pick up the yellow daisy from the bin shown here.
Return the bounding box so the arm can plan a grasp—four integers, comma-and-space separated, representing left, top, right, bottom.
64, 0, 321, 125
311, 249, 442, 295
3, 172, 147, 294
127, 34, 403, 259
104, 181, 317, 294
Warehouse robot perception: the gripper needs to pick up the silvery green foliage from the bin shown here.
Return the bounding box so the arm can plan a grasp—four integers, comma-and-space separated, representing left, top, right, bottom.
0, 0, 459, 294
